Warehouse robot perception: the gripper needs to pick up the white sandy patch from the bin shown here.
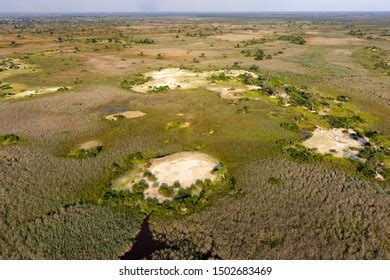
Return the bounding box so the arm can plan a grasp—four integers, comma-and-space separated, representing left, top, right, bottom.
148, 152, 219, 188
132, 68, 200, 93
78, 140, 103, 150
105, 110, 145, 120
131, 68, 260, 100
6, 87, 69, 99
302, 127, 369, 158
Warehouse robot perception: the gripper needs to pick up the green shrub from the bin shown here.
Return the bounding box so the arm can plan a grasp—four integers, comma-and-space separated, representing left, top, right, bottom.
0, 134, 20, 146
285, 86, 316, 110
120, 74, 152, 90
156, 53, 164, 59
325, 115, 363, 128
68, 146, 103, 159
159, 185, 175, 197
132, 180, 149, 194
148, 85, 170, 93
285, 145, 323, 162
132, 38, 155, 44
143, 170, 157, 182
268, 177, 281, 185
280, 122, 299, 132
208, 72, 230, 81
279, 34, 306, 45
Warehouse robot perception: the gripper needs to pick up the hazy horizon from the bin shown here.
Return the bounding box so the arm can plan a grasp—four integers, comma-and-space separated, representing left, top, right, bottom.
1, 0, 390, 13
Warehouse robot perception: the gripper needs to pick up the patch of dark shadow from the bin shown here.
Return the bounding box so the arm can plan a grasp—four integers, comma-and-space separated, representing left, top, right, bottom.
120, 215, 222, 260
302, 130, 312, 139
120, 215, 170, 260
104, 106, 128, 114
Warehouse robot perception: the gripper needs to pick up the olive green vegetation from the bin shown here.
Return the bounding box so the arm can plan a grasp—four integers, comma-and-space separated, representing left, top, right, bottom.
278, 34, 306, 45
67, 146, 103, 159
353, 46, 390, 75
0, 134, 20, 146
120, 73, 152, 90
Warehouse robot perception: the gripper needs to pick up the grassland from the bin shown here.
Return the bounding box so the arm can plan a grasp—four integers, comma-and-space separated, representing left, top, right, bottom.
0, 13, 389, 260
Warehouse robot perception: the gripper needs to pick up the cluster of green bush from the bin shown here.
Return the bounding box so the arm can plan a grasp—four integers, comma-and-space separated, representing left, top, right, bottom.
354, 131, 390, 180
325, 115, 363, 128
110, 152, 145, 176
208, 72, 230, 81
239, 38, 267, 47
0, 134, 20, 146
278, 34, 306, 45
132, 38, 155, 44
284, 85, 317, 110
85, 38, 98, 44
237, 72, 263, 86
280, 122, 299, 132
68, 146, 103, 159
348, 29, 364, 37
120, 74, 152, 90
148, 85, 170, 93
283, 145, 323, 162
101, 176, 235, 218
241, 48, 271, 60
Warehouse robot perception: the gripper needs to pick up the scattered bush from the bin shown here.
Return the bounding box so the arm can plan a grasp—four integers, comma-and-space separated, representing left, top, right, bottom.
280, 122, 299, 132
0, 134, 20, 146
208, 72, 230, 81
120, 74, 152, 90
132, 180, 149, 194
278, 34, 306, 45
68, 146, 103, 159
325, 115, 363, 128
284, 145, 323, 162
148, 85, 170, 93
159, 185, 175, 198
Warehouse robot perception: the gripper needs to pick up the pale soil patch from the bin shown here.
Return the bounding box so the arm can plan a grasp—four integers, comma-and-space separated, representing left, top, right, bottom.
307, 37, 366, 46
5, 87, 68, 99
78, 140, 103, 150
105, 110, 145, 120
148, 152, 218, 188
302, 127, 369, 158
132, 68, 259, 99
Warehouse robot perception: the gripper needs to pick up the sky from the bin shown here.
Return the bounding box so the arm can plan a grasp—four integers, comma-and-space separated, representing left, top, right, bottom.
1, 0, 390, 13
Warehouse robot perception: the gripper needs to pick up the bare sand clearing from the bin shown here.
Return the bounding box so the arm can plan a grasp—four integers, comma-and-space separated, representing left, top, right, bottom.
131, 68, 260, 99
132, 68, 200, 92
302, 127, 369, 158
78, 140, 103, 150
6, 87, 68, 99
105, 110, 145, 120
148, 152, 218, 188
